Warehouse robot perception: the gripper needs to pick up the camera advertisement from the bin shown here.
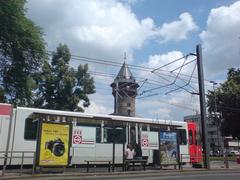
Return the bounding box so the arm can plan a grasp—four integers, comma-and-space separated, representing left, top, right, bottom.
160, 131, 178, 165
37, 122, 71, 166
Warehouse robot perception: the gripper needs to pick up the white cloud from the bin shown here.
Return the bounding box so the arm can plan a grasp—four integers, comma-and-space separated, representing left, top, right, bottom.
81, 91, 114, 114
148, 108, 171, 120
156, 12, 198, 43
26, 0, 156, 62
84, 101, 111, 114
137, 91, 199, 120
26, 1, 197, 62
139, 51, 197, 87
147, 51, 184, 70
200, 1, 240, 77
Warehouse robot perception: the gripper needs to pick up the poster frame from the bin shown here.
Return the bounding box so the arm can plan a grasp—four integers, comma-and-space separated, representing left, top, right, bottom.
35, 120, 72, 167
159, 130, 180, 166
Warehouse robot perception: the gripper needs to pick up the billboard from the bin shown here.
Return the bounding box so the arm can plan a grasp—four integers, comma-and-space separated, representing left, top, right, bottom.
37, 122, 71, 166
72, 126, 96, 148
160, 131, 178, 165
141, 131, 159, 150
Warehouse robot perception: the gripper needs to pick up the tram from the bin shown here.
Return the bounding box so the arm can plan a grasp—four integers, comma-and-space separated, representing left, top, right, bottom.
0, 105, 202, 166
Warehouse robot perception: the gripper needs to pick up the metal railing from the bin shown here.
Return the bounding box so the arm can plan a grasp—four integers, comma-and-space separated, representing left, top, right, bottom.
179, 154, 204, 170
0, 151, 35, 176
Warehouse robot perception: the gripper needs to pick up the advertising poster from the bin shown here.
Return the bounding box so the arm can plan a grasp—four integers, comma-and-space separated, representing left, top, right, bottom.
72, 126, 96, 148
38, 122, 71, 166
160, 131, 178, 165
141, 131, 159, 150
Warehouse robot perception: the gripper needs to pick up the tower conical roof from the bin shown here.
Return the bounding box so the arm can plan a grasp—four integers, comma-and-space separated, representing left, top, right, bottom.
115, 62, 134, 80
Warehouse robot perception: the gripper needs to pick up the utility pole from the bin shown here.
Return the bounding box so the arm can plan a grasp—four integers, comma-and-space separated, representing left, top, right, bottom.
196, 44, 210, 169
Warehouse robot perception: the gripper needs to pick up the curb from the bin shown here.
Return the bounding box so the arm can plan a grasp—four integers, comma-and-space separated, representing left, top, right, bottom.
1, 168, 240, 180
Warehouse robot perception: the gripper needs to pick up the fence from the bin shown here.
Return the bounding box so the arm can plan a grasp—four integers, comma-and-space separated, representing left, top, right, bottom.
0, 151, 35, 176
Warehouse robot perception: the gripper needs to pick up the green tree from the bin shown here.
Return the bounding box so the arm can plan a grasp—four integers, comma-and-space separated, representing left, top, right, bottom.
0, 0, 46, 106
35, 44, 95, 111
207, 68, 240, 139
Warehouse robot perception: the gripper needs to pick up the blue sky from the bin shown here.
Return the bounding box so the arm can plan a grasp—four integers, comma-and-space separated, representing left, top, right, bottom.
131, 0, 238, 63
26, 0, 240, 120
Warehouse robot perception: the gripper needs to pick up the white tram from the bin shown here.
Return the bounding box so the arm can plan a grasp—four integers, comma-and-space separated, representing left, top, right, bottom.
0, 106, 189, 166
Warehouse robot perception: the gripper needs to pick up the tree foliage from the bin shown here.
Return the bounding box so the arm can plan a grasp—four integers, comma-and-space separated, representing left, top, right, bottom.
207, 68, 240, 139
0, 0, 46, 106
34, 44, 95, 112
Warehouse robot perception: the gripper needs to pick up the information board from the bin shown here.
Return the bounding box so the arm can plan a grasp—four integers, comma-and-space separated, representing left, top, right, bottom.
72, 126, 96, 148
141, 131, 159, 150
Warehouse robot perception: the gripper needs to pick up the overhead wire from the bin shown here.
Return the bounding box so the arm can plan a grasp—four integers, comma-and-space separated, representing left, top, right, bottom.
165, 61, 198, 95
47, 50, 213, 83
46, 51, 214, 100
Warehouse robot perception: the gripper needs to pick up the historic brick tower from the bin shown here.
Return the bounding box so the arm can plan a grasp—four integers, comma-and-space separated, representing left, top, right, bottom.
111, 62, 139, 116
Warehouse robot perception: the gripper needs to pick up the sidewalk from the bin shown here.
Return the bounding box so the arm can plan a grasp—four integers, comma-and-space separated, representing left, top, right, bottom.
1, 161, 240, 180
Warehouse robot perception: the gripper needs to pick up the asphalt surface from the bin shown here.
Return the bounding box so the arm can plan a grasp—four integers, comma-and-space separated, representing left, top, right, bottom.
2, 170, 240, 180
1, 160, 240, 179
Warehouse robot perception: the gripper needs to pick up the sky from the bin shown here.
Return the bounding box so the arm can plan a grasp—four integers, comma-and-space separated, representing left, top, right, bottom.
26, 0, 240, 121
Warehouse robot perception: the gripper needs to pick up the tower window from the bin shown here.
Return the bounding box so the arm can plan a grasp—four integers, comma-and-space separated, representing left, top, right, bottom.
127, 103, 131, 107
127, 110, 131, 116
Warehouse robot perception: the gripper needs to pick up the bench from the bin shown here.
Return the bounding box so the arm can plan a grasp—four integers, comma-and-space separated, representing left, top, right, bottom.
124, 158, 148, 171
84, 160, 112, 172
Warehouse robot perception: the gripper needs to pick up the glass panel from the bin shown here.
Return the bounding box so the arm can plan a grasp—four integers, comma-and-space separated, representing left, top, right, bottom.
178, 129, 187, 145
96, 127, 101, 143
24, 118, 38, 140
103, 126, 125, 143
130, 126, 136, 145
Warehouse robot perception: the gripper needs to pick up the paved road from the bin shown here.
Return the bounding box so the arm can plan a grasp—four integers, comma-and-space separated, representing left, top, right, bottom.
65, 172, 240, 180
7, 171, 239, 180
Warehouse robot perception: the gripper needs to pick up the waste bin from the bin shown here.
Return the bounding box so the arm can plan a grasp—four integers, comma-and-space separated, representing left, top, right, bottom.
236, 155, 240, 164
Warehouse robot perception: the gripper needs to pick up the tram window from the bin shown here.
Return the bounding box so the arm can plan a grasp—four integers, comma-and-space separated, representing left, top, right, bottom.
141, 125, 147, 131
178, 129, 187, 145
189, 130, 193, 145
130, 127, 136, 145
75, 124, 101, 143
103, 127, 125, 143
150, 126, 159, 132
96, 127, 101, 143
24, 118, 38, 140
